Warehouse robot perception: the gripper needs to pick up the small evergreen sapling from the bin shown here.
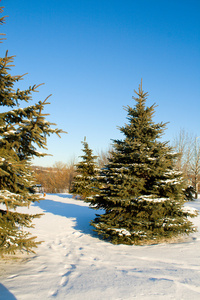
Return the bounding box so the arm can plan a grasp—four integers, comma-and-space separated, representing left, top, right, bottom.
90, 81, 198, 245
0, 7, 66, 255
71, 139, 100, 200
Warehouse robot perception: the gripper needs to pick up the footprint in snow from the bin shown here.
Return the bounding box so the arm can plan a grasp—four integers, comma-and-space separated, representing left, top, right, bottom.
48, 288, 59, 297
7, 274, 18, 279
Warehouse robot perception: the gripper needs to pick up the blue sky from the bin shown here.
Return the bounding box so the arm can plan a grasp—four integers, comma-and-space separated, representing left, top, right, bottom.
1, 0, 200, 166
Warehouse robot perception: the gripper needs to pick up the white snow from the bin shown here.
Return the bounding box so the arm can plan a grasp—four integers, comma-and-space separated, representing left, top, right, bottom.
0, 194, 200, 300
137, 195, 170, 203
0, 190, 22, 201
110, 228, 132, 236
159, 179, 181, 185
3, 130, 16, 135
147, 157, 157, 161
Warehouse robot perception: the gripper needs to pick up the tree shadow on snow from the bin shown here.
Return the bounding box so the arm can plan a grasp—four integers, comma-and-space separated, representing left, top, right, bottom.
0, 284, 17, 300
34, 195, 103, 237
45, 193, 74, 199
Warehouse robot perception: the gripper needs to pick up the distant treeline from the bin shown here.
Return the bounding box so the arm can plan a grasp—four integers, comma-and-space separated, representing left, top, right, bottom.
32, 149, 111, 194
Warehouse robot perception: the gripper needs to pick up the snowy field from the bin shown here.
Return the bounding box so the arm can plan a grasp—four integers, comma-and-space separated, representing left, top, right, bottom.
0, 193, 200, 300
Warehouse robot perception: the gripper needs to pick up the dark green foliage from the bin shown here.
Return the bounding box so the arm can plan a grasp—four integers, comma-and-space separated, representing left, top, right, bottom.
71, 139, 100, 200
184, 186, 195, 201
0, 7, 65, 255
0, 209, 42, 255
90, 81, 198, 245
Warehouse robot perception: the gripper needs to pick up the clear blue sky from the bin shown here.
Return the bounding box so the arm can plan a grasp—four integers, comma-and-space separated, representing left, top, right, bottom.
1, 0, 200, 166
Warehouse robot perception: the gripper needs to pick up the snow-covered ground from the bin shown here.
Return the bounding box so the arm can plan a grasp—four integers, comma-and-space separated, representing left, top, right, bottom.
0, 194, 200, 300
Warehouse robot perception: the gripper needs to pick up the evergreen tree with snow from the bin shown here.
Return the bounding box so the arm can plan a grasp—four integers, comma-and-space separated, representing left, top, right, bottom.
90, 81, 197, 245
71, 139, 99, 200
0, 7, 65, 255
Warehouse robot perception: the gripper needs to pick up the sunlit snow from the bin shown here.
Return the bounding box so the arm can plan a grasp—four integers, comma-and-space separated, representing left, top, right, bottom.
0, 194, 200, 299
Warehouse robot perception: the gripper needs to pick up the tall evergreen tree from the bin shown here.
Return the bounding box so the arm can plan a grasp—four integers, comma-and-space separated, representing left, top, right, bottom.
71, 139, 99, 199
90, 81, 197, 245
0, 7, 65, 255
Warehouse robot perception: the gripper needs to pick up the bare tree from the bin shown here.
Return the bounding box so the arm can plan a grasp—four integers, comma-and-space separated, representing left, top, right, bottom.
172, 129, 193, 179
96, 147, 113, 169
33, 159, 76, 193
172, 129, 200, 198
191, 137, 200, 198
66, 157, 77, 192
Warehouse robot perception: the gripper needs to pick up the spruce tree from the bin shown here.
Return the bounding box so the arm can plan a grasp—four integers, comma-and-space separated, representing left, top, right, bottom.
0, 7, 65, 255
90, 81, 197, 245
71, 139, 99, 200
